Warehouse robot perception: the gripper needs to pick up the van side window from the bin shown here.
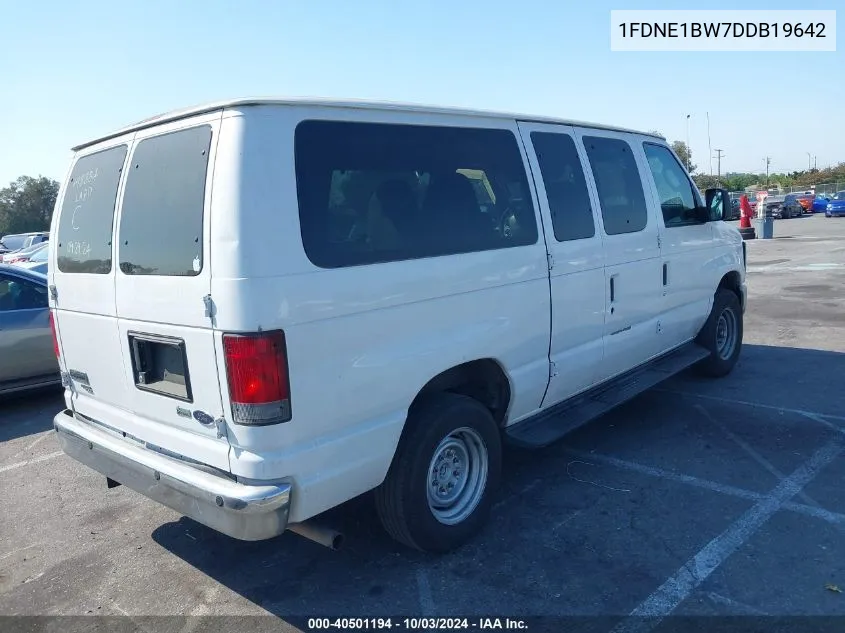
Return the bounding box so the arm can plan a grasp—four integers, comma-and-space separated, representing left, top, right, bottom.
295, 120, 538, 268
530, 132, 595, 242
56, 145, 128, 274
119, 126, 212, 276
582, 136, 648, 235
642, 143, 701, 227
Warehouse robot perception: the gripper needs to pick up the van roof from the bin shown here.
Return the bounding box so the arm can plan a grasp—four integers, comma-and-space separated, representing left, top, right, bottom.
72, 97, 664, 151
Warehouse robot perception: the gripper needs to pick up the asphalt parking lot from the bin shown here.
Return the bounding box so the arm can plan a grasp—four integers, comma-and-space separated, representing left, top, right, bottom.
1, 213, 844, 631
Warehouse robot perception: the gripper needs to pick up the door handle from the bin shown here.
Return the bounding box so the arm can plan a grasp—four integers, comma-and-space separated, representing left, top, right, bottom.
609, 275, 616, 303
662, 263, 668, 286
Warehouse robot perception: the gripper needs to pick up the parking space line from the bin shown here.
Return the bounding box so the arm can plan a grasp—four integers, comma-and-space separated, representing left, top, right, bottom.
654, 389, 845, 424
694, 404, 820, 508
610, 438, 844, 633
8, 431, 53, 462
563, 449, 845, 528
0, 450, 63, 474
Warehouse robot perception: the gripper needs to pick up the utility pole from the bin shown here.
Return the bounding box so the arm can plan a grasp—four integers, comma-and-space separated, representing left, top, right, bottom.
714, 149, 725, 184
765, 157, 771, 189
807, 152, 811, 171
814, 156, 817, 171
707, 112, 713, 176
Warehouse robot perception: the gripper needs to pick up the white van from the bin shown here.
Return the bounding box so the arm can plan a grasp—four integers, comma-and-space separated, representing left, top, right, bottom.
49, 98, 746, 553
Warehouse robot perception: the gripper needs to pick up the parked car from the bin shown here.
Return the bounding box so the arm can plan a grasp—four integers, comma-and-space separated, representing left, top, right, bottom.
825, 191, 845, 217
0, 242, 47, 264
50, 98, 747, 553
0, 232, 49, 255
812, 195, 830, 212
3, 241, 49, 265
792, 192, 814, 213
764, 194, 803, 219
16, 242, 50, 274
0, 264, 61, 395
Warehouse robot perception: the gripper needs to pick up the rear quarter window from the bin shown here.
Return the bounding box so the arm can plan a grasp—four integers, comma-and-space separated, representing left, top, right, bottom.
118, 125, 212, 276
295, 120, 538, 268
55, 145, 128, 273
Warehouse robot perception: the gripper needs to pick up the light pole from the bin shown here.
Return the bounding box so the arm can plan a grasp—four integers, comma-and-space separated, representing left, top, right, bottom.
807, 152, 811, 171
685, 114, 691, 171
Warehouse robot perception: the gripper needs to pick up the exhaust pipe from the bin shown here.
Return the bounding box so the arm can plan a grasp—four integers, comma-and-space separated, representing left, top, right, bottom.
287, 521, 344, 551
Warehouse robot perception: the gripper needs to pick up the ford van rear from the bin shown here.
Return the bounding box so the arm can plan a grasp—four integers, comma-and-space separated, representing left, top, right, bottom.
49, 107, 293, 541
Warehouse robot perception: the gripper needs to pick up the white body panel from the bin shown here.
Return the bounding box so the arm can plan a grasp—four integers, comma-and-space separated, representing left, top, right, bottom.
50, 98, 746, 525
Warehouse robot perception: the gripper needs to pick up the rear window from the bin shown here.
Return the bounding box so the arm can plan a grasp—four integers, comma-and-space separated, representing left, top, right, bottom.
1, 235, 26, 251
295, 120, 538, 268
119, 126, 212, 276
56, 146, 127, 273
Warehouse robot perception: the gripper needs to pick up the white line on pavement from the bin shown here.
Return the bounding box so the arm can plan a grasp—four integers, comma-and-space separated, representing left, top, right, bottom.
610, 438, 844, 633
562, 449, 845, 527
654, 388, 845, 424
0, 451, 63, 474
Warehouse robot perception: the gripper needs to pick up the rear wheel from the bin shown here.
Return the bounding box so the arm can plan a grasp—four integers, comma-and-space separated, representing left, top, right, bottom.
375, 393, 501, 553
695, 288, 743, 377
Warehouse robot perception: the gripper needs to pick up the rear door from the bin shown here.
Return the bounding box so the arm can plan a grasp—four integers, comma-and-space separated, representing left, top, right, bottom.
51, 138, 135, 417
51, 112, 230, 471
113, 114, 228, 460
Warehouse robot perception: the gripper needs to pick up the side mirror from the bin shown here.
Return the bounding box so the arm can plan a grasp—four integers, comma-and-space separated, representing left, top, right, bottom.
704, 188, 729, 222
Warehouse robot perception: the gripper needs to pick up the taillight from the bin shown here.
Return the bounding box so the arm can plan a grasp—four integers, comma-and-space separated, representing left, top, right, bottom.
222, 331, 291, 425
49, 311, 60, 359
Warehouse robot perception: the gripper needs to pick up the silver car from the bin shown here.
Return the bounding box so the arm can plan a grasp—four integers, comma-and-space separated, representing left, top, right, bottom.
0, 264, 61, 395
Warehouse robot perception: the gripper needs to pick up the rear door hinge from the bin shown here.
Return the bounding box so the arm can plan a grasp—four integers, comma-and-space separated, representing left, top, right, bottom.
657, 234, 662, 249
547, 253, 554, 271
49, 285, 58, 301
214, 416, 228, 440
203, 294, 214, 319
549, 361, 558, 379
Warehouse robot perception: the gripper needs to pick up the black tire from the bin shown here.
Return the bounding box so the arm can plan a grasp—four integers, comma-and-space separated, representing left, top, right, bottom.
374, 392, 502, 553
695, 288, 743, 378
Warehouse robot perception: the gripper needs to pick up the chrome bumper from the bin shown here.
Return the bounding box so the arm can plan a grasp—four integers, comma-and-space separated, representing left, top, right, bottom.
53, 410, 291, 541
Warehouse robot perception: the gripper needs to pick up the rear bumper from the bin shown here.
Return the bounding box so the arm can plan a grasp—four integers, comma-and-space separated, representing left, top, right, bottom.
53, 410, 291, 541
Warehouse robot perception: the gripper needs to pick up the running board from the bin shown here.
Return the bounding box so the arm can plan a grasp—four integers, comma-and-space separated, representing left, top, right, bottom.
505, 343, 711, 449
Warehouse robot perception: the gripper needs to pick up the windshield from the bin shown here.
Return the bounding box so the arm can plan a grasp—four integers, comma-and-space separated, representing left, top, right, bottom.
0, 235, 26, 251
833, 191, 845, 200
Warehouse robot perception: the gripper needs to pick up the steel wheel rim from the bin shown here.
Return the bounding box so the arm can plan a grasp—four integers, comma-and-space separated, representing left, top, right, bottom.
426, 427, 488, 525
715, 307, 738, 360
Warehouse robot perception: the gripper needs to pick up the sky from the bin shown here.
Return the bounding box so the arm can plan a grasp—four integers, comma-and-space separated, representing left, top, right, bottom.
0, 0, 842, 186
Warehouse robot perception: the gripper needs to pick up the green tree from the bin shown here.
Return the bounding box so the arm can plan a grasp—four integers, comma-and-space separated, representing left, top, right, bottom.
670, 141, 696, 173
0, 175, 60, 236
691, 173, 720, 191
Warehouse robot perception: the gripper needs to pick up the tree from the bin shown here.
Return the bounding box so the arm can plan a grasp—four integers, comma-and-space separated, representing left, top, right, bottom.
670, 141, 697, 174
0, 176, 60, 236
692, 174, 720, 191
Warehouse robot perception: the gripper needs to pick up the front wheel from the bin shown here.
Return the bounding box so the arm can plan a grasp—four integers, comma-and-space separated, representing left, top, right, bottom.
695, 288, 743, 377
375, 393, 502, 553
